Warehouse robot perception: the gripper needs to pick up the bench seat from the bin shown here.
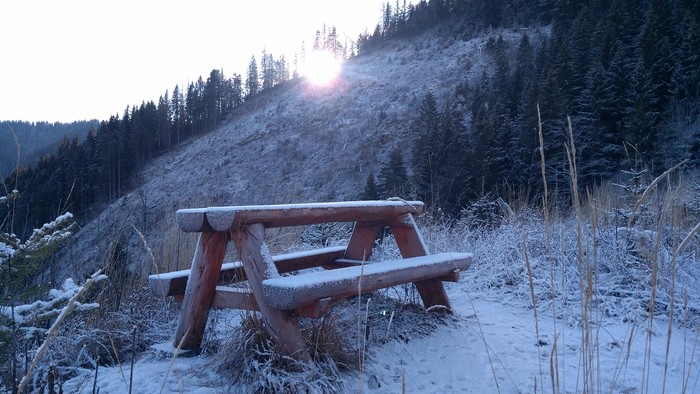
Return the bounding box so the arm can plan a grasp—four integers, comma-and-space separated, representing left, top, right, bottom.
262, 252, 472, 310
149, 246, 347, 297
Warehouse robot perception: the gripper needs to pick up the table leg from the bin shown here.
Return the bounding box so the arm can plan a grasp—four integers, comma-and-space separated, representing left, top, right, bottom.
345, 221, 382, 260
391, 213, 452, 312
232, 223, 311, 361
174, 231, 228, 349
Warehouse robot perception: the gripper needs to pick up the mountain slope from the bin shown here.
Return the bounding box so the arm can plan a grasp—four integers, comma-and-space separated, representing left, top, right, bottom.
54, 26, 541, 280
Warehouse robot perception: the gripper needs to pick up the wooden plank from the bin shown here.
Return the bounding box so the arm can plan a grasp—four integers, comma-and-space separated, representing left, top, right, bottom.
323, 258, 463, 280
211, 286, 259, 310
232, 224, 311, 361
167, 266, 459, 302
390, 213, 453, 312
173, 231, 229, 349
323, 258, 364, 269
149, 261, 244, 297
262, 253, 472, 310
439, 270, 460, 283
149, 246, 347, 297
177, 200, 424, 232
274, 246, 347, 273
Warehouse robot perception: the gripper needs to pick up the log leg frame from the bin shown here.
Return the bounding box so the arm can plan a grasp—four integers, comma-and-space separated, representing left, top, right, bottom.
231, 223, 311, 361
390, 213, 452, 312
174, 231, 229, 349
344, 221, 382, 261
171, 213, 450, 355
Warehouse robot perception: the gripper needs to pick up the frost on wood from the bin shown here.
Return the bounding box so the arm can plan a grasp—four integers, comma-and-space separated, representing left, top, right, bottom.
205, 207, 238, 231
176, 208, 206, 232
262, 252, 472, 309
259, 242, 279, 278
176, 201, 424, 231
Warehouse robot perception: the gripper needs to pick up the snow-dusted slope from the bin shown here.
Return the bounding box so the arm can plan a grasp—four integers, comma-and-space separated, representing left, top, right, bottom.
56, 27, 541, 279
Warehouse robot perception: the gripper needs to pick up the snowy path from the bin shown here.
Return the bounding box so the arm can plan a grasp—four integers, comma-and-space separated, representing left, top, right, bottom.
369, 294, 699, 393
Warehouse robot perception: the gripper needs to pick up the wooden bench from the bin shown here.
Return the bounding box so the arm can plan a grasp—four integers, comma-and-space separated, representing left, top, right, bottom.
149, 246, 348, 299
148, 200, 472, 361
263, 253, 471, 310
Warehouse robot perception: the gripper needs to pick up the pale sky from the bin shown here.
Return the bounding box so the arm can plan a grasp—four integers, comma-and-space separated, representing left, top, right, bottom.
0, 0, 391, 123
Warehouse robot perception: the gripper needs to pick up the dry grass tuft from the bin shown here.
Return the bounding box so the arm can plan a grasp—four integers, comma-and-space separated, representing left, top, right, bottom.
215, 310, 353, 393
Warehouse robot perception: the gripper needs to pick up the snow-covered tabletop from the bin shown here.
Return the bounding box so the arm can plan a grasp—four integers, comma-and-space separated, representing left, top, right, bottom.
176, 200, 424, 231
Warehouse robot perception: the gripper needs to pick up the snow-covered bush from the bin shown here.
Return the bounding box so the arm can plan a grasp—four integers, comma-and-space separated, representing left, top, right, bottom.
0, 189, 110, 392
1, 194, 75, 295
461, 192, 504, 229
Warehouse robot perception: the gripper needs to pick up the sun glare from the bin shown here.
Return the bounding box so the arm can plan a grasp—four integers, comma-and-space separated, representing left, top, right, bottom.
302, 50, 342, 86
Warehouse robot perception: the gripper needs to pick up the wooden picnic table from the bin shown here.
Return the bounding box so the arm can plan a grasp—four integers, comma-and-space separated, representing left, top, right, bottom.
149, 200, 472, 360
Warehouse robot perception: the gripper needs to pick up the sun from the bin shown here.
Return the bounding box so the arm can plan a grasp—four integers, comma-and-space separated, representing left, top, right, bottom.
302, 50, 342, 86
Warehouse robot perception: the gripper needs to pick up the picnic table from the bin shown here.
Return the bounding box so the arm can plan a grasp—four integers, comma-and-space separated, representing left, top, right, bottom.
149, 200, 472, 360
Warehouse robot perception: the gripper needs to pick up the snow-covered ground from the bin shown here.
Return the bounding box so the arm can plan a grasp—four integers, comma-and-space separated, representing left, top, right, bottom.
62, 289, 700, 393
62, 206, 700, 393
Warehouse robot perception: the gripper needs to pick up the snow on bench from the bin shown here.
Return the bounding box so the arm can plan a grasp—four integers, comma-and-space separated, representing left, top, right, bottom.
262, 252, 472, 310
149, 246, 347, 297
176, 200, 424, 232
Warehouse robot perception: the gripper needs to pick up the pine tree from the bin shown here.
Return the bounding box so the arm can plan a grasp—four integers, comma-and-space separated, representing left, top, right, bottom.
382, 2, 393, 36
170, 84, 184, 145
435, 104, 466, 214
157, 92, 171, 151
411, 92, 440, 201
245, 56, 259, 99
204, 69, 223, 128
629, 0, 675, 169
274, 56, 289, 85
231, 73, 243, 107
671, 8, 700, 100
360, 173, 380, 200
379, 148, 410, 198
260, 49, 275, 91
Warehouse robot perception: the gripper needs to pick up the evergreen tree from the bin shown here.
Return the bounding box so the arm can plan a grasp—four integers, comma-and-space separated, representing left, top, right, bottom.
379, 148, 410, 198
245, 56, 259, 99
435, 104, 466, 214
274, 56, 289, 85
170, 84, 184, 145
628, 0, 675, 169
157, 92, 171, 151
360, 173, 380, 200
260, 49, 275, 91
204, 69, 223, 128
672, 8, 700, 100
411, 92, 441, 201
231, 73, 243, 107
510, 34, 542, 189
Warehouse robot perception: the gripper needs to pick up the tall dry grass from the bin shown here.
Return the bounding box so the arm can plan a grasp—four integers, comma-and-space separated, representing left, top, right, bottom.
516, 113, 700, 393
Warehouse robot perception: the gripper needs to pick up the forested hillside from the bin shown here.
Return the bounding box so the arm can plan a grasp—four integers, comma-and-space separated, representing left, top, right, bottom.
3, 0, 699, 237
0, 121, 96, 179
357, 0, 699, 213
